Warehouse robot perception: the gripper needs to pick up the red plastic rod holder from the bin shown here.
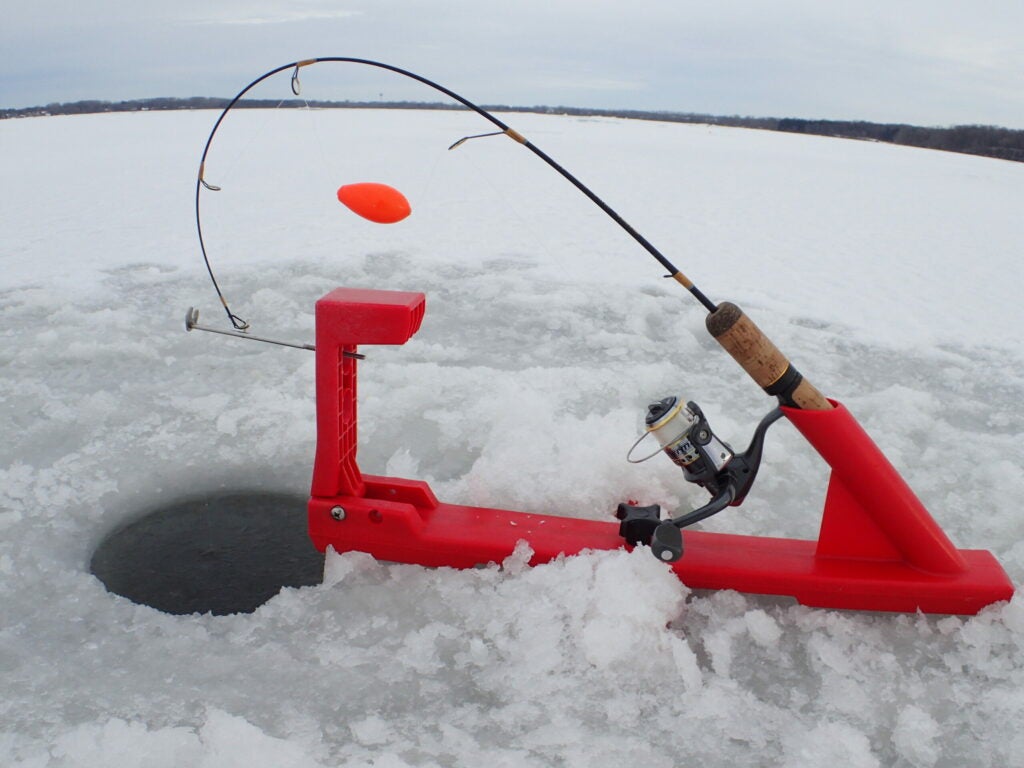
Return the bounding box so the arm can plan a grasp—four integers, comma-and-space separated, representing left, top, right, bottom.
308, 288, 1014, 614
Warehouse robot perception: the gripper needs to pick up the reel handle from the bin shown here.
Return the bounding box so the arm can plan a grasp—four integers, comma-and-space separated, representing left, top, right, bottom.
651, 522, 684, 563
706, 302, 832, 411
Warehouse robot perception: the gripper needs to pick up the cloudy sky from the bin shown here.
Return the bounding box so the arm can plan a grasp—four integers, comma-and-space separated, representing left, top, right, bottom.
2, 1, 1022, 128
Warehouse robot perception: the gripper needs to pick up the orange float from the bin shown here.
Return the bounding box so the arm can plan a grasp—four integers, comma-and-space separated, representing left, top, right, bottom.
336, 183, 411, 224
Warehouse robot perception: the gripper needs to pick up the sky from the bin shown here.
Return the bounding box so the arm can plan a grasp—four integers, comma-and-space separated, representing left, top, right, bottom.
2, 0, 1023, 128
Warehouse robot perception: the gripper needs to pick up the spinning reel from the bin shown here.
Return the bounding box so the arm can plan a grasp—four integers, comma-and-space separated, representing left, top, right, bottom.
618, 397, 783, 562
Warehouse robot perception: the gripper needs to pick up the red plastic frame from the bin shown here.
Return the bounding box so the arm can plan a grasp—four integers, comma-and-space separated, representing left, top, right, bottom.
308, 288, 1014, 614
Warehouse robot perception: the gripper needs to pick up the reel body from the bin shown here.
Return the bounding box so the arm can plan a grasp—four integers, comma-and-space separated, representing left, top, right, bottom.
619, 396, 783, 562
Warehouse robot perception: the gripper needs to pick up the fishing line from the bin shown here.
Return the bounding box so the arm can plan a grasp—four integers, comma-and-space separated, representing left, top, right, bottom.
296, 82, 343, 198
211, 98, 289, 187
450, 132, 559, 274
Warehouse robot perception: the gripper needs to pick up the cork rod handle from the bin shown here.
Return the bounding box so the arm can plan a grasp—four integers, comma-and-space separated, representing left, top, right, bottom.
706, 302, 832, 411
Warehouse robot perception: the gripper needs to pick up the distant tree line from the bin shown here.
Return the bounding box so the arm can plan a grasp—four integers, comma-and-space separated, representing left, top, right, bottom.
4, 97, 1022, 164
774, 117, 1024, 162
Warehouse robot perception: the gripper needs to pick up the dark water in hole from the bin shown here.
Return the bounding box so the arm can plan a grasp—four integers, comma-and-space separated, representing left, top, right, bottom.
90, 491, 325, 615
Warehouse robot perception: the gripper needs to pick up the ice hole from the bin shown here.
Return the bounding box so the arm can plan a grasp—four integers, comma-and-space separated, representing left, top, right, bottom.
90, 491, 324, 615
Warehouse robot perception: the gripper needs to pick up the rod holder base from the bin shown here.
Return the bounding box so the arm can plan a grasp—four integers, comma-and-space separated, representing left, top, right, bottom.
308, 287, 1014, 615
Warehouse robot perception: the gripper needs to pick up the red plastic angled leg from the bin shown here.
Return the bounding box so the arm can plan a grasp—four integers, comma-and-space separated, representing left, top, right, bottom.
782, 401, 967, 574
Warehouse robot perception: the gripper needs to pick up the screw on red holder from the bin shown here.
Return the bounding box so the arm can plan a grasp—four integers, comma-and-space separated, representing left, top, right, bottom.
307, 288, 1014, 614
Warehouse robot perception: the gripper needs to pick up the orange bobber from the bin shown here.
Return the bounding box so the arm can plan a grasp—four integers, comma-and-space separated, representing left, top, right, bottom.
336, 183, 411, 224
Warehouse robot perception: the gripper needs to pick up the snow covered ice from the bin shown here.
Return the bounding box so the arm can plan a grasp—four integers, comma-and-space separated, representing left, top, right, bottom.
2, 107, 1024, 766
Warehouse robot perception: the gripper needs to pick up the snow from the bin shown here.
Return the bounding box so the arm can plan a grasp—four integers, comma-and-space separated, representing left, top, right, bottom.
2, 106, 1024, 766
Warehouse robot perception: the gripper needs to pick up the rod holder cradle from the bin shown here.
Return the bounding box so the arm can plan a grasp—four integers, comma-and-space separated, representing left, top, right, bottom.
307, 287, 1014, 614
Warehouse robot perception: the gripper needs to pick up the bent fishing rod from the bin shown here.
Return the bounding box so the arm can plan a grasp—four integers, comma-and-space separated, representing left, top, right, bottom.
193, 56, 831, 413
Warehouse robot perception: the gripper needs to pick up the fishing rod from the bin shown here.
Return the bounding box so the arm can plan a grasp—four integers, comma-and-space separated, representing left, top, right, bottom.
195, 57, 828, 408
193, 58, 834, 561
195, 57, 717, 324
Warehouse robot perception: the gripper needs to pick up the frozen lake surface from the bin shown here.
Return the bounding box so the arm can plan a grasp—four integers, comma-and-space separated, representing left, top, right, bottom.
2, 107, 1024, 766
